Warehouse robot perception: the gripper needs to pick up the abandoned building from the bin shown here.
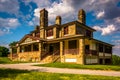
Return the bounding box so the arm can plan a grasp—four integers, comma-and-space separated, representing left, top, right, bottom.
9, 8, 113, 64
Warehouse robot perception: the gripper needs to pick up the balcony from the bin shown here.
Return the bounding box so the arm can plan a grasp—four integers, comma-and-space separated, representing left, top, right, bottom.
85, 50, 98, 56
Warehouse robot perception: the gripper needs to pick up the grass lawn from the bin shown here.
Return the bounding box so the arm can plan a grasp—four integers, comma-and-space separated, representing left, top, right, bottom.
0, 57, 29, 64
0, 68, 120, 80
36, 62, 120, 71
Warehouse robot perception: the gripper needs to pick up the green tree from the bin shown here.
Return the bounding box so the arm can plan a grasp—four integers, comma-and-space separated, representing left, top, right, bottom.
9, 41, 18, 47
9, 41, 18, 54
112, 55, 120, 65
0, 46, 9, 57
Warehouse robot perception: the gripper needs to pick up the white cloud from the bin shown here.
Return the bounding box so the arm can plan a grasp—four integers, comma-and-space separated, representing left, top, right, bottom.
0, 18, 20, 28
114, 17, 120, 23
0, 18, 20, 36
28, 21, 34, 26
96, 11, 105, 19
0, 0, 19, 15
33, 0, 75, 24
93, 24, 116, 35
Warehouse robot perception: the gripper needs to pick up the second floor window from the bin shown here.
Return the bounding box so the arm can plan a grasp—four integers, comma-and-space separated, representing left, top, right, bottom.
64, 26, 68, 35
86, 30, 92, 37
47, 29, 53, 37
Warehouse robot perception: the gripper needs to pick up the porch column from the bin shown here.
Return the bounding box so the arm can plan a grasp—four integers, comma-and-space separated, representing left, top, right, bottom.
64, 40, 68, 54
17, 46, 20, 54
39, 42, 42, 61
60, 41, 64, 62
10, 48, 13, 60
103, 45, 105, 64
77, 38, 85, 64
31, 44, 33, 51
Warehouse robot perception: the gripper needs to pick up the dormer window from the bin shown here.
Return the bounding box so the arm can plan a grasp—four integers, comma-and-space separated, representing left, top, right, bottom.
47, 29, 53, 37
64, 26, 68, 35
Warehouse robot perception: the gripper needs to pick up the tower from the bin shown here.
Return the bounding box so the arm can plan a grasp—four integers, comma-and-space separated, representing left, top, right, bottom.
78, 9, 86, 24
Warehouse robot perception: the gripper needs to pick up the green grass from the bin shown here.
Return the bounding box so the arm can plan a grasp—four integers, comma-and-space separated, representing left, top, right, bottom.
0, 68, 120, 80
0, 57, 29, 64
36, 62, 120, 71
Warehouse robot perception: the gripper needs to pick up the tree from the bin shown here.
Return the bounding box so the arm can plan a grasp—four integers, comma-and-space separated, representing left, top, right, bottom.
9, 41, 18, 54
0, 46, 9, 57
112, 55, 120, 65
9, 41, 18, 47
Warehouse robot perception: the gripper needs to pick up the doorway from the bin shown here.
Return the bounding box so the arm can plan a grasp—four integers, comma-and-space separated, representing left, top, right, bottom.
49, 45, 54, 54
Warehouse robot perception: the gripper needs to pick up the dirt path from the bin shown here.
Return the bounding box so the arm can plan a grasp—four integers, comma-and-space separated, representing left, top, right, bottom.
0, 63, 120, 77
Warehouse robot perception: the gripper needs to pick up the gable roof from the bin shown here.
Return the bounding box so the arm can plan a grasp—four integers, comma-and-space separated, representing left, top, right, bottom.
18, 34, 40, 44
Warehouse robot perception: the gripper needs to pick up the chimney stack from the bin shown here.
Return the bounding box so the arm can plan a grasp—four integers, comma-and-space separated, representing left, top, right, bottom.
40, 8, 48, 29
55, 16, 61, 25
78, 9, 86, 24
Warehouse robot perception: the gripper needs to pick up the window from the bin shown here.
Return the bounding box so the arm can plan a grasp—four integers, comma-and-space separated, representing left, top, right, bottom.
64, 26, 68, 35
85, 45, 90, 50
33, 44, 39, 51
47, 29, 53, 37
105, 46, 112, 53
69, 40, 77, 49
99, 44, 103, 52
24, 45, 31, 52
86, 30, 91, 37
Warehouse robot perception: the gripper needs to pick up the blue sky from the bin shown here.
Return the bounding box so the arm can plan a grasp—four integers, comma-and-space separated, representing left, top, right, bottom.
0, 0, 120, 55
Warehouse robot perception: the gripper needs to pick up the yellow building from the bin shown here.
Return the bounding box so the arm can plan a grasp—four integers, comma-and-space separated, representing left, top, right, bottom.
10, 8, 113, 64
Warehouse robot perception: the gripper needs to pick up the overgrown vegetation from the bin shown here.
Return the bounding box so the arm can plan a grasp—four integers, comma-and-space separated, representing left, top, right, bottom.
36, 62, 120, 71
112, 55, 120, 65
0, 68, 120, 80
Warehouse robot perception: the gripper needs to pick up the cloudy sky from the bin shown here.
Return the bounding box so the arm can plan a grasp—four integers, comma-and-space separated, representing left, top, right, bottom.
0, 0, 120, 55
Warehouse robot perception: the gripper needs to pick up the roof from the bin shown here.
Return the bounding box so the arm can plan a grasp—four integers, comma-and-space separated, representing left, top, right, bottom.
38, 20, 96, 32
18, 34, 40, 44
92, 38, 113, 46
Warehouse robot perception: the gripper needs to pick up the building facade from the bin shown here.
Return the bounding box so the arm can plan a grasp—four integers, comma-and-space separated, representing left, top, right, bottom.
9, 9, 113, 64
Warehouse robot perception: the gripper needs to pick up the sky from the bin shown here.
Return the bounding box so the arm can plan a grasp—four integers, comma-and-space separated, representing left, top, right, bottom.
0, 0, 120, 55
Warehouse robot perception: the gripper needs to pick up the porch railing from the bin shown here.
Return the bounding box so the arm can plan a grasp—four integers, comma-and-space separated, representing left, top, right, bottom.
8, 53, 18, 59
41, 50, 48, 60
85, 50, 98, 56
64, 49, 78, 55
52, 50, 60, 62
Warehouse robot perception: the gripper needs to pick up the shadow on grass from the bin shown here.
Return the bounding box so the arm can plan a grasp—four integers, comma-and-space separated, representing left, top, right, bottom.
0, 68, 48, 79
0, 68, 30, 79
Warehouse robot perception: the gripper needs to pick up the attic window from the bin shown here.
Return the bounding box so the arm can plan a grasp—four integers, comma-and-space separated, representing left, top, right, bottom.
64, 26, 68, 35
47, 29, 53, 37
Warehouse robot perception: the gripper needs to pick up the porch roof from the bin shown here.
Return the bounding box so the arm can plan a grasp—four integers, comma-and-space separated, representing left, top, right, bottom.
46, 35, 84, 43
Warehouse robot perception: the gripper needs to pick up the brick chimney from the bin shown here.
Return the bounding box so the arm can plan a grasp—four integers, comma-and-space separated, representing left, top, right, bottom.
78, 9, 86, 24
55, 16, 61, 25
40, 8, 48, 29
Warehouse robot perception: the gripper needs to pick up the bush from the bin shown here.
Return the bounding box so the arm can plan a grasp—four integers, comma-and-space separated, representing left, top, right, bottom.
112, 55, 120, 65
